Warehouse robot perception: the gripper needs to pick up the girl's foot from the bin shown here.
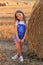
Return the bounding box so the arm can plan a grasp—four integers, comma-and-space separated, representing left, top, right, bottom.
19, 56, 24, 62
12, 54, 18, 60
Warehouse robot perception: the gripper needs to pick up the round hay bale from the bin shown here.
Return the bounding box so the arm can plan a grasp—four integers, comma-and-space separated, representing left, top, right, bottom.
27, 0, 43, 58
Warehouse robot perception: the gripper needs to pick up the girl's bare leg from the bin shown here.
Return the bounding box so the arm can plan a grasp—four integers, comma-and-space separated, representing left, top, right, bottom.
16, 41, 24, 62
16, 41, 22, 56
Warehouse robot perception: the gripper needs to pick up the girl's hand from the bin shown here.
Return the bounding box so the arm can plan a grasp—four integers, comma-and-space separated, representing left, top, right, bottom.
18, 38, 21, 43
21, 39, 24, 43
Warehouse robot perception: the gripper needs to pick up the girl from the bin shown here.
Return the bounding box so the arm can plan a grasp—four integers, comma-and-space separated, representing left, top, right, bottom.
12, 10, 28, 62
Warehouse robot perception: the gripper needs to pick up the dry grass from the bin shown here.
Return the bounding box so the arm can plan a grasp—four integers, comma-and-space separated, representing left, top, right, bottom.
0, 1, 35, 41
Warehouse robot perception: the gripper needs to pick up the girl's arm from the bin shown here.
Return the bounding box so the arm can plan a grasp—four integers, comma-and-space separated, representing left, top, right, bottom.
21, 23, 28, 42
15, 25, 20, 42
23, 20, 28, 40
23, 25, 28, 40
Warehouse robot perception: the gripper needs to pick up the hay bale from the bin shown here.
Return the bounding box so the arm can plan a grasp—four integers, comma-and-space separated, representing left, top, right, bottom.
0, 2, 8, 6
27, 0, 43, 58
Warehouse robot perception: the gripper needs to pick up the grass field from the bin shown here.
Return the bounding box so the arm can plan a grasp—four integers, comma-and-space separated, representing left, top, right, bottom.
0, 1, 35, 41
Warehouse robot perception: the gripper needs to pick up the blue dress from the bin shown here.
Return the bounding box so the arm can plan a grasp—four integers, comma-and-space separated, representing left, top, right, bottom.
17, 23, 26, 40
14, 21, 26, 42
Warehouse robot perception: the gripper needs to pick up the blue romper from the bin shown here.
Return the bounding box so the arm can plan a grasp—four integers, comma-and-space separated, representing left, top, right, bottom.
14, 20, 28, 42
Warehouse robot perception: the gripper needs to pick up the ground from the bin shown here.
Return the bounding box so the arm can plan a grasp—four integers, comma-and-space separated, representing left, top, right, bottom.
0, 41, 43, 65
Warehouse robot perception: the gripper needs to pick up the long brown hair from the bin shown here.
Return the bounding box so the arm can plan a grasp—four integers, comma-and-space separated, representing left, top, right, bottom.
14, 10, 26, 23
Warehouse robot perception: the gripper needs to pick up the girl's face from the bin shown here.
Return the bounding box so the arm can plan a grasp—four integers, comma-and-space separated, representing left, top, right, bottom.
16, 13, 23, 21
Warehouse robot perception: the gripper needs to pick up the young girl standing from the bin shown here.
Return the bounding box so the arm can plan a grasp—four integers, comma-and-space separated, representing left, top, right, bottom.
12, 10, 28, 62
